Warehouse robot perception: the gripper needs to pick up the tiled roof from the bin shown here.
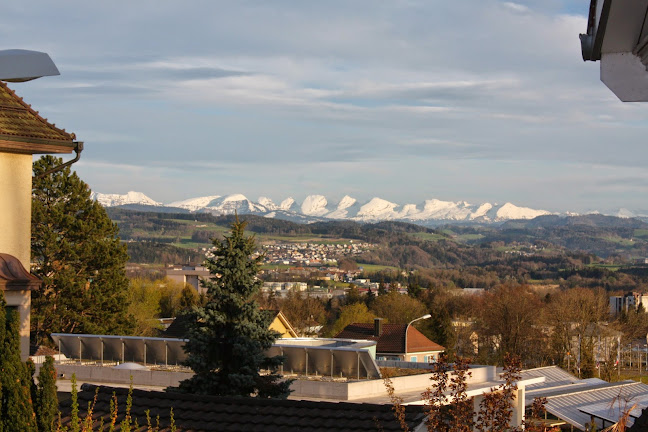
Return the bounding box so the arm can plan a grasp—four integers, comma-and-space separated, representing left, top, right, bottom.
0, 81, 76, 152
334, 323, 444, 354
59, 384, 426, 432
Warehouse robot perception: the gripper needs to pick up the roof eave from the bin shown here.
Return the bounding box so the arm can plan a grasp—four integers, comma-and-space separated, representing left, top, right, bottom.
0, 137, 76, 155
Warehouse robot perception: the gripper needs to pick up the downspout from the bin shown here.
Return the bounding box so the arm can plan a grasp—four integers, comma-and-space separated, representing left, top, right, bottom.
34, 141, 84, 178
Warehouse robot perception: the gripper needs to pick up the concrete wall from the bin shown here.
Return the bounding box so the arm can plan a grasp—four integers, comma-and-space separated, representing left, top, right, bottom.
56, 364, 190, 388
0, 153, 34, 360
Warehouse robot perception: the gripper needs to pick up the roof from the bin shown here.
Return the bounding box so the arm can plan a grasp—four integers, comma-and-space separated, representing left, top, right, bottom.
0, 80, 76, 154
59, 384, 426, 432
543, 381, 648, 431
0, 253, 40, 291
521, 365, 581, 392
162, 309, 294, 339
334, 323, 445, 354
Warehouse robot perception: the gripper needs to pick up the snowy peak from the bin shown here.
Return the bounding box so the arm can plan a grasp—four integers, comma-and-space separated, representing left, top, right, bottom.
93, 191, 564, 225
92, 191, 161, 207
258, 196, 278, 210
326, 195, 360, 219
356, 197, 399, 221
280, 197, 297, 211
168, 195, 221, 212
204, 194, 265, 214
337, 195, 357, 210
492, 202, 551, 221
301, 195, 329, 216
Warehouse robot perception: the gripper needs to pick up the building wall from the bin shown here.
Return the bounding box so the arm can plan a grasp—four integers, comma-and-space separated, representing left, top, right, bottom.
269, 316, 296, 338
0, 153, 33, 360
0, 153, 32, 266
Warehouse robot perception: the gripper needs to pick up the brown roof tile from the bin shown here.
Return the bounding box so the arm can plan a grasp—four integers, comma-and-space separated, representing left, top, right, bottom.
59, 384, 426, 432
334, 322, 444, 354
0, 81, 76, 153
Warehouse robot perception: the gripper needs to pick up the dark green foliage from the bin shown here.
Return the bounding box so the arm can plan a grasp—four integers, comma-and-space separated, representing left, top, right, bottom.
36, 356, 59, 432
176, 218, 291, 398
0, 294, 37, 431
31, 156, 133, 344
125, 242, 203, 265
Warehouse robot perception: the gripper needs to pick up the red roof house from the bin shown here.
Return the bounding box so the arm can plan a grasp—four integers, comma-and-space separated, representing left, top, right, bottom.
334, 318, 445, 363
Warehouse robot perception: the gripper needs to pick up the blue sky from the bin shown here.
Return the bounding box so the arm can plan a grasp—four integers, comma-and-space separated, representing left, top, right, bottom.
3, 0, 648, 213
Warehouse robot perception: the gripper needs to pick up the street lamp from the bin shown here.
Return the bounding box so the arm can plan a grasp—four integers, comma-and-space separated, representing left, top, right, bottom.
0, 49, 59, 82
405, 314, 432, 362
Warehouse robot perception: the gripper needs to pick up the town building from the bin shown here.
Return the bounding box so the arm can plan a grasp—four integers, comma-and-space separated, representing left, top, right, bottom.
334, 318, 445, 363
165, 265, 211, 294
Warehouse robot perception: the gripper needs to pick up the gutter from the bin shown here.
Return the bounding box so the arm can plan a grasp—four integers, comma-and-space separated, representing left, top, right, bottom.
580, 0, 612, 61
34, 141, 83, 179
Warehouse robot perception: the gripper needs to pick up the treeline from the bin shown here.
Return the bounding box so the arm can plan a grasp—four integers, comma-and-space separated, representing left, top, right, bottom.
448, 214, 648, 259
126, 242, 203, 264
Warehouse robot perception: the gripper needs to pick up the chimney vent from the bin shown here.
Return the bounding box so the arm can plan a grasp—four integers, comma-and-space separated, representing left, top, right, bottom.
374, 318, 383, 337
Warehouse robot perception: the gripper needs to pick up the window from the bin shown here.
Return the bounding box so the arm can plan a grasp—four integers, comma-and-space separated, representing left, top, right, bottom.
410, 356, 417, 362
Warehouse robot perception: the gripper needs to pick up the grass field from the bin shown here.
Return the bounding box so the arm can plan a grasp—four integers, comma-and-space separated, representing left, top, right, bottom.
357, 263, 399, 272
409, 232, 447, 242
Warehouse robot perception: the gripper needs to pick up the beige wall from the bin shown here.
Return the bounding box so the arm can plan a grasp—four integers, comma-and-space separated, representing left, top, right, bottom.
0, 153, 33, 360
0, 153, 32, 267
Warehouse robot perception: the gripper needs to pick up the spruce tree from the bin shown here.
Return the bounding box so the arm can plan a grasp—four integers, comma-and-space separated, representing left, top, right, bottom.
0, 294, 37, 431
176, 218, 291, 398
31, 156, 133, 344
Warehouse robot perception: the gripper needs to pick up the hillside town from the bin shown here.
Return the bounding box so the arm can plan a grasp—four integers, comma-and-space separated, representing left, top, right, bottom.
261, 241, 374, 267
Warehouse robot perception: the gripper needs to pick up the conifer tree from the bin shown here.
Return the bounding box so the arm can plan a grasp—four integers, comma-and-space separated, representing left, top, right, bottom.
176, 218, 291, 398
36, 356, 59, 432
0, 294, 37, 431
31, 156, 133, 344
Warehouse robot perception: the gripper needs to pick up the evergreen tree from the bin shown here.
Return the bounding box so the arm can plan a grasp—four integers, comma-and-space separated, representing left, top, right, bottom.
36, 356, 59, 432
176, 218, 291, 398
31, 156, 133, 344
0, 294, 37, 431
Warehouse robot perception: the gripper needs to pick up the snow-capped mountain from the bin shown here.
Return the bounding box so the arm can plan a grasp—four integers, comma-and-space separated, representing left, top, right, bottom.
91, 191, 588, 225
202, 194, 267, 215
301, 195, 330, 217
168, 195, 221, 212
91, 191, 161, 207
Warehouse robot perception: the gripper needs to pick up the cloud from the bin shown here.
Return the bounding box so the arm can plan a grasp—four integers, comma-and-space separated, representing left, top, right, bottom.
6, 0, 648, 212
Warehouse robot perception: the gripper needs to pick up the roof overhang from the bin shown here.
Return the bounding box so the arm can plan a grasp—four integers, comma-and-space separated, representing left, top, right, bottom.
581, 0, 648, 101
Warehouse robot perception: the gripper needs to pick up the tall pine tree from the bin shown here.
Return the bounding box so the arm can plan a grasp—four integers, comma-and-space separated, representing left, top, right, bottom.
176, 218, 291, 398
31, 156, 133, 345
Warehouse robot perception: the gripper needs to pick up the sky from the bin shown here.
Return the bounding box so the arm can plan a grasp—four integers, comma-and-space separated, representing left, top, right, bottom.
2, 0, 647, 214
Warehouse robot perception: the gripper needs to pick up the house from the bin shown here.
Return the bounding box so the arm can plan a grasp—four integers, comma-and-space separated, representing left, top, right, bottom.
580, 0, 648, 101
165, 265, 211, 294
267, 310, 299, 338
0, 53, 80, 359
162, 309, 298, 339
610, 292, 648, 316
334, 318, 445, 363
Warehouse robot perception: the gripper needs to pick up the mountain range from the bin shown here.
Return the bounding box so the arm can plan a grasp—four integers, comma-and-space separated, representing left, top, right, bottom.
90, 191, 646, 225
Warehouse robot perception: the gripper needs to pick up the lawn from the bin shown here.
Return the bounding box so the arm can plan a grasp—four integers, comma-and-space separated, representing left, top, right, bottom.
357, 263, 399, 272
